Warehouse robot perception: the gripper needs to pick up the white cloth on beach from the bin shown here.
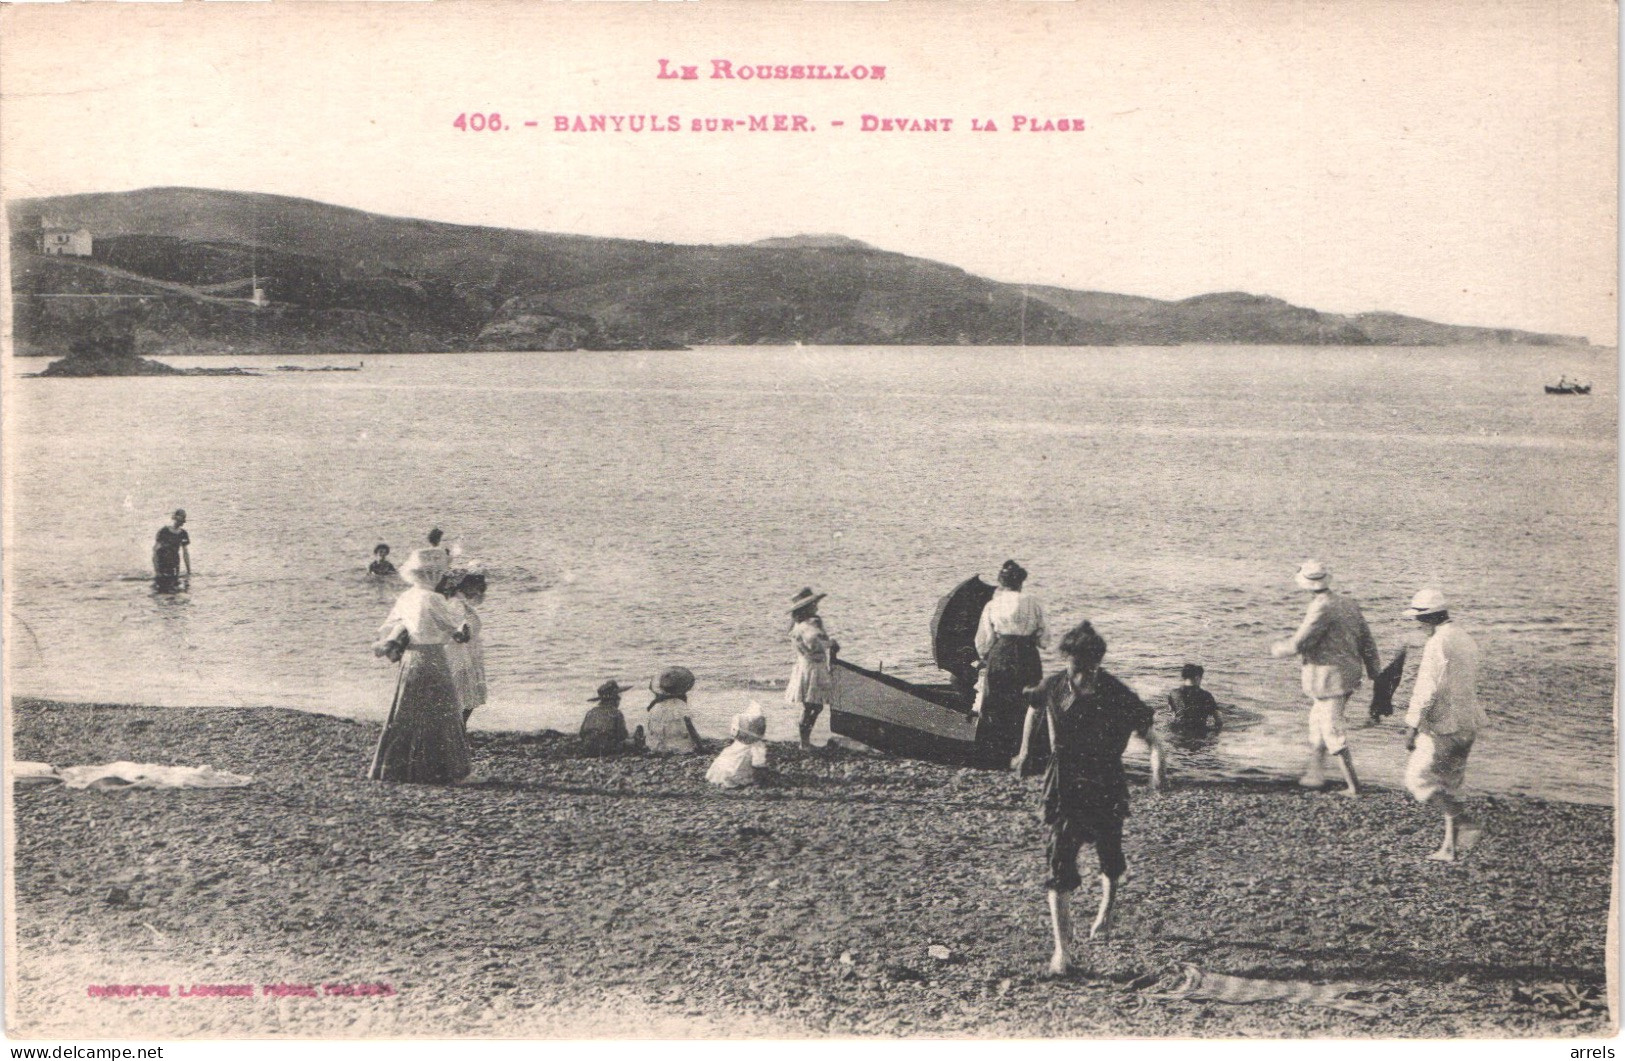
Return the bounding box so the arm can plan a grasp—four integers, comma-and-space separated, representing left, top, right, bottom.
37, 761, 255, 790
706, 739, 768, 788
13, 762, 63, 785
1146, 963, 1379, 1018
1405, 622, 1484, 736
378, 586, 465, 647
974, 588, 1048, 656
1405, 732, 1475, 803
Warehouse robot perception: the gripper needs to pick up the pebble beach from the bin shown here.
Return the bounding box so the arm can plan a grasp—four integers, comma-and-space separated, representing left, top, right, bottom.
8, 698, 1615, 1039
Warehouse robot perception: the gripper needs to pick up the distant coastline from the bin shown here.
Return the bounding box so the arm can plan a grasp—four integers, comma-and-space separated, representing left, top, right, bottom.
9, 187, 1593, 358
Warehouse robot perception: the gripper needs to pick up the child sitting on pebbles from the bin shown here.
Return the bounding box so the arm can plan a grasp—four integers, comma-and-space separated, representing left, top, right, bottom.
706, 702, 771, 788
637, 667, 703, 754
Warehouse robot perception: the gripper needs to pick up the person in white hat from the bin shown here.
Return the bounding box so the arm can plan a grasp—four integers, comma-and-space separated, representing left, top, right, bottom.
1270, 560, 1382, 795
1401, 587, 1486, 861
368, 548, 473, 784
706, 701, 772, 789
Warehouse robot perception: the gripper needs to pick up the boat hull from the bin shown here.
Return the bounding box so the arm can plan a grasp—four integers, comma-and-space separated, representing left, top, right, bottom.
829, 659, 1018, 768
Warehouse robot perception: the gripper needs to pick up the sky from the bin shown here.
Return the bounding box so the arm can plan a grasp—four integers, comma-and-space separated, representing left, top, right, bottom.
0, 0, 1616, 342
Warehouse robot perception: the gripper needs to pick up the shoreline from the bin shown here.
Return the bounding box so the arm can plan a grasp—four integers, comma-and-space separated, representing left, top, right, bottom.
8, 691, 1611, 809
8, 697, 1617, 1038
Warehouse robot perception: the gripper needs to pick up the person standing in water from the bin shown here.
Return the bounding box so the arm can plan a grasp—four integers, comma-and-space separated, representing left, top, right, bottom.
1401, 588, 1486, 862
1270, 560, 1381, 796
368, 544, 396, 578
1165, 664, 1224, 736
423, 528, 450, 566
1010, 620, 1166, 977
785, 588, 839, 748
975, 560, 1049, 752
152, 509, 191, 588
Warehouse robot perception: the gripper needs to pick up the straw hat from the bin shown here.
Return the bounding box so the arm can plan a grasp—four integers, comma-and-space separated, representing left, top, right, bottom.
1404, 587, 1449, 617
651, 666, 696, 697
399, 548, 449, 588
588, 679, 635, 703
788, 587, 827, 614
1294, 560, 1332, 591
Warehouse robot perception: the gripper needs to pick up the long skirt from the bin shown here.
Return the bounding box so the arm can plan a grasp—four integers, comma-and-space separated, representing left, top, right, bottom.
980, 635, 1042, 759
369, 646, 471, 784
985, 634, 1043, 696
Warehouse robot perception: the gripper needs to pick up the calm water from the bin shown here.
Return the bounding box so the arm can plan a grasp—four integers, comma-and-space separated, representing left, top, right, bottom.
7, 346, 1617, 804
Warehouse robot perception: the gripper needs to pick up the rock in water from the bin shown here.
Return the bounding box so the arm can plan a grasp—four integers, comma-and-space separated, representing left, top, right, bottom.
40, 331, 180, 377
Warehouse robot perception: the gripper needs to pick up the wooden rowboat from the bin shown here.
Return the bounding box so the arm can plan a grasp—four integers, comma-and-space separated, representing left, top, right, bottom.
829, 576, 1027, 768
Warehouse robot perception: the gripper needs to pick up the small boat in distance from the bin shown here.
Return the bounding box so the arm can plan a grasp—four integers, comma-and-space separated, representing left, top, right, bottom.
1545, 377, 1592, 395
276, 363, 364, 373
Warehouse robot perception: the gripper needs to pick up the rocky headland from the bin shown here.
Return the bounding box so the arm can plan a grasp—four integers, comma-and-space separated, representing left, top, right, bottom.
9, 188, 1593, 358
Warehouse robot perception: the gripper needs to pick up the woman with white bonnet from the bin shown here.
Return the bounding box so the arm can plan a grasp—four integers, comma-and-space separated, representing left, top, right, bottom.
707, 701, 771, 788
369, 548, 472, 783
785, 588, 839, 748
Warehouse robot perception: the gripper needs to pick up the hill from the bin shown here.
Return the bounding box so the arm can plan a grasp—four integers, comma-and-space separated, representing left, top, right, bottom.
7, 188, 1589, 355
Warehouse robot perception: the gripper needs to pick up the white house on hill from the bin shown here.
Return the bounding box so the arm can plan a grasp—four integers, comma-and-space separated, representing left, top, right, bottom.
41, 227, 93, 257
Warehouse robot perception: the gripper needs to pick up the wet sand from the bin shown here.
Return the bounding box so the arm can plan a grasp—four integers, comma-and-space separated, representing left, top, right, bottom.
8, 698, 1615, 1038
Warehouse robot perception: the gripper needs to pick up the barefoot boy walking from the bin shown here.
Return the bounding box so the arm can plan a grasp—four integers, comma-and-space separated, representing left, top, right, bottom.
1402, 587, 1486, 861
1011, 620, 1166, 977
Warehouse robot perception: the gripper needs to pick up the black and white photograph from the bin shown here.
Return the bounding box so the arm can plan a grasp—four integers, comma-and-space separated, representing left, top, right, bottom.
1, 0, 1617, 1047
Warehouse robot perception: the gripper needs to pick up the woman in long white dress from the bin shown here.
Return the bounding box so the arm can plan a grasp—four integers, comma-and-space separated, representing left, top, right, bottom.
369, 549, 472, 784
785, 587, 839, 748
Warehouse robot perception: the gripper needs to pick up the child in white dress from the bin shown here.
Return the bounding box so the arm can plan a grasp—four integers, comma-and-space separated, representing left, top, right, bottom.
706, 702, 770, 788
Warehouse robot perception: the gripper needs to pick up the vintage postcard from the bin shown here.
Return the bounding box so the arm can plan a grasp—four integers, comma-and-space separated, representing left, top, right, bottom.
1, 0, 1616, 1048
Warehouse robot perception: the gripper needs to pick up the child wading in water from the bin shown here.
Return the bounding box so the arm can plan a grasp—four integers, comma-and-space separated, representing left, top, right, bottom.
1165, 663, 1223, 736
369, 544, 396, 578
1011, 620, 1166, 977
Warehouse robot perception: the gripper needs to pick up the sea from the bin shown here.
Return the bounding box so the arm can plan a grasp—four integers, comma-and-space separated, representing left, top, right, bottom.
6, 345, 1617, 805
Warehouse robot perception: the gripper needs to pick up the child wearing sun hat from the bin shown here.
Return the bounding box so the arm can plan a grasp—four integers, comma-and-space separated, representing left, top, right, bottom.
706, 701, 772, 788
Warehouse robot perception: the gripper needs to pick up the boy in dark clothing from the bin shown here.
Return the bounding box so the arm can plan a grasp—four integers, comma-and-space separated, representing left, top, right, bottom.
1011, 620, 1166, 976
1166, 663, 1223, 735
368, 543, 397, 578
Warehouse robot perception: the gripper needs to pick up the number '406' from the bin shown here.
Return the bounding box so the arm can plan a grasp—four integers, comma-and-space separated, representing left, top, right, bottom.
453, 113, 504, 132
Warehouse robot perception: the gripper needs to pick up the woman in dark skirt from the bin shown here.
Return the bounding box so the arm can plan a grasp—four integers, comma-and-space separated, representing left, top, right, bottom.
974, 560, 1049, 754
369, 548, 472, 784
